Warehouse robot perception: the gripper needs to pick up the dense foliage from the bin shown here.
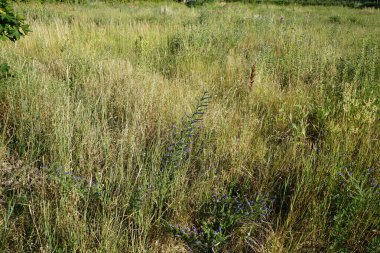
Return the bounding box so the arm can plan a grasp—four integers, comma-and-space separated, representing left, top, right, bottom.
8, 0, 380, 7
224, 0, 379, 7
0, 0, 29, 98
0, 0, 29, 41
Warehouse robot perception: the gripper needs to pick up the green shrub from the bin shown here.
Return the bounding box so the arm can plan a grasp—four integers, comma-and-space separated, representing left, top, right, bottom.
0, 0, 29, 42
1, 0, 29, 82
0, 62, 10, 79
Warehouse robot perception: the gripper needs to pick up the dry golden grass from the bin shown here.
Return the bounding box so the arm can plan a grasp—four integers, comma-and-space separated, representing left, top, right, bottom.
0, 1, 379, 252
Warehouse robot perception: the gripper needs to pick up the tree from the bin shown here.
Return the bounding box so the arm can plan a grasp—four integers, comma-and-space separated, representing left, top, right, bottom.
0, 0, 29, 42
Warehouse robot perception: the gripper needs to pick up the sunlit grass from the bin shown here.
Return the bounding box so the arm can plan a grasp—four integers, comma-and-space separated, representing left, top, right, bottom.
0, 1, 379, 252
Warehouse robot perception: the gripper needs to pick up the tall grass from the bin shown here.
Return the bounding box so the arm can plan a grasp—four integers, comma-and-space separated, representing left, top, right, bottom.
0, 1, 379, 252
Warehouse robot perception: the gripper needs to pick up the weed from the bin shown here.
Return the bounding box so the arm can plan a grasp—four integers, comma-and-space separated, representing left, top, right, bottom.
329, 167, 380, 252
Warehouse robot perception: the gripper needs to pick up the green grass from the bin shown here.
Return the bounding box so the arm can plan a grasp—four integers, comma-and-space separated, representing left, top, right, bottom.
0, 1, 379, 252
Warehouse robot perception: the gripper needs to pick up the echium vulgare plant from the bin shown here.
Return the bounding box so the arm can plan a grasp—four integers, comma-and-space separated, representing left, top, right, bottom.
162, 91, 211, 178
166, 188, 271, 252
42, 165, 104, 198
148, 91, 211, 219
330, 166, 380, 253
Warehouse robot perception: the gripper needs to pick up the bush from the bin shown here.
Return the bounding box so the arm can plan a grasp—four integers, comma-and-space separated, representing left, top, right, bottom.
0, 62, 10, 79
1, 1, 29, 82
0, 0, 29, 42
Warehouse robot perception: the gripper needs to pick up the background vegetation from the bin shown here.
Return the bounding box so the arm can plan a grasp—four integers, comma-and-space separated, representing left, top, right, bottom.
6, 0, 380, 8
0, 1, 379, 252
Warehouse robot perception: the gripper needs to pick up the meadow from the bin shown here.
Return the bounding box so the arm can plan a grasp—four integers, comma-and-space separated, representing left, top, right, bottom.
0, 1, 379, 252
